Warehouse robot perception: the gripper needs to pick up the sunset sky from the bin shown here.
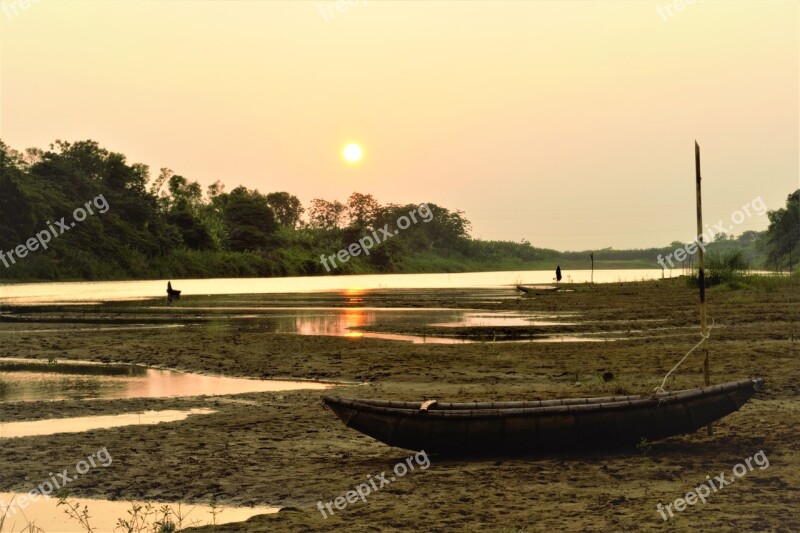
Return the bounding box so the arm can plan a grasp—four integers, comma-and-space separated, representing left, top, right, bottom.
1, 0, 797, 250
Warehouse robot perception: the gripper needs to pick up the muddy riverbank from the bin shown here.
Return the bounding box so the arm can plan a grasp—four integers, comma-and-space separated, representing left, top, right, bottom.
0, 277, 797, 531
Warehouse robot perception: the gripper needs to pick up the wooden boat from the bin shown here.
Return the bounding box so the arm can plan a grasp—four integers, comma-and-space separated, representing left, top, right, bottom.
322, 378, 763, 454
516, 284, 557, 294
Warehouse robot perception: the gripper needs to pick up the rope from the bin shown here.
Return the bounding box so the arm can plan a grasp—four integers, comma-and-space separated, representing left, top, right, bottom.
654, 317, 715, 394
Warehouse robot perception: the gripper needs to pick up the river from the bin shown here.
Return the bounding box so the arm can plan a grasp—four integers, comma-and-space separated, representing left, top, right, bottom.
0, 268, 665, 304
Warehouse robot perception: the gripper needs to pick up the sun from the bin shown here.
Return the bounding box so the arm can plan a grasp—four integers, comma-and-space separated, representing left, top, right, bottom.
343, 143, 363, 163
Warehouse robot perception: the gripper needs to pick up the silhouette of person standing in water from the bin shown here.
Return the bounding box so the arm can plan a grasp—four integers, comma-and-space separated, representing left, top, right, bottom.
555, 265, 562, 284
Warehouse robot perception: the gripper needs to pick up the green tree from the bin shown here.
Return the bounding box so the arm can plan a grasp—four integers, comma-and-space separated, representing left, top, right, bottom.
0, 141, 50, 251
161, 174, 215, 249
346, 192, 380, 229
765, 190, 800, 271
222, 187, 278, 251
266, 192, 304, 228
307, 198, 345, 230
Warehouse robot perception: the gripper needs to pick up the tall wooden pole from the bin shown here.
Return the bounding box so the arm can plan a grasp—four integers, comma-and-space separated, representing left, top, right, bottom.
695, 141, 712, 435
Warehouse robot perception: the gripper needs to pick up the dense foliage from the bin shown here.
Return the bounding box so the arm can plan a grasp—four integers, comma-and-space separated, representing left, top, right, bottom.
0, 140, 795, 281
764, 190, 800, 272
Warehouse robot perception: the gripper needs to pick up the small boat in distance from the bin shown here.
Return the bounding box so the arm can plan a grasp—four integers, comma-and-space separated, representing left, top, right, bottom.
322, 378, 763, 455
516, 284, 558, 294
167, 281, 182, 304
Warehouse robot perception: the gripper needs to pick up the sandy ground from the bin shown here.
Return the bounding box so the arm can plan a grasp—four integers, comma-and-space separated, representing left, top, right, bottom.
0, 277, 798, 532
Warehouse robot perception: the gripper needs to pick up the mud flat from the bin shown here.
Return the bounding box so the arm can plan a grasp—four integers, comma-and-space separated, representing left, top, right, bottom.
0, 277, 798, 531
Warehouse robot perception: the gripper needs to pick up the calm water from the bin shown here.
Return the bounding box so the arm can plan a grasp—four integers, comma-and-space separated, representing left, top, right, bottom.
0, 408, 215, 438
0, 492, 277, 531
431, 311, 578, 327
189, 308, 580, 343
0, 358, 332, 402
0, 305, 594, 344
0, 269, 663, 304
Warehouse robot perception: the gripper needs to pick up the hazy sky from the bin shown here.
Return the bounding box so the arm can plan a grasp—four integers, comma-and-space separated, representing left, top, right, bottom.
1, 0, 797, 250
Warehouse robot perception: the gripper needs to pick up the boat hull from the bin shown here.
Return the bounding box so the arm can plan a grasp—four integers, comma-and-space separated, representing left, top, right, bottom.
322, 379, 763, 454
516, 284, 557, 294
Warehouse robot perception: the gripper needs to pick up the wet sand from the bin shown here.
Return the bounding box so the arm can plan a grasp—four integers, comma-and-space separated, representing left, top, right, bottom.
0, 278, 798, 531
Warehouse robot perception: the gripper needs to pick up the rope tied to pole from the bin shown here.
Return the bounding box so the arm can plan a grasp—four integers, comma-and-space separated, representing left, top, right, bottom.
654, 317, 716, 394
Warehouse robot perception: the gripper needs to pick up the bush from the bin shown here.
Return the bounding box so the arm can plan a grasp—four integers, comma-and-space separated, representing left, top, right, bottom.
689, 249, 749, 287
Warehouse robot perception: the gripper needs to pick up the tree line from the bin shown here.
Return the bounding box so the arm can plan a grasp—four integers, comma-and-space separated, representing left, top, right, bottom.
0, 139, 796, 280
